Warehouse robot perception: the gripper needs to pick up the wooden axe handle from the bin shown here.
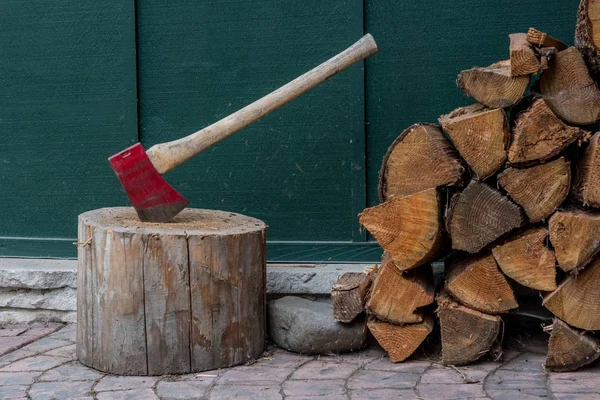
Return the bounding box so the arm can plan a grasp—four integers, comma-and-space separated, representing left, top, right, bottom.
146, 34, 378, 174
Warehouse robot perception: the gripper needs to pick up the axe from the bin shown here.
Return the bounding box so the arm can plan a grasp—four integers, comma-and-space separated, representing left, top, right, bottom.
109, 34, 378, 222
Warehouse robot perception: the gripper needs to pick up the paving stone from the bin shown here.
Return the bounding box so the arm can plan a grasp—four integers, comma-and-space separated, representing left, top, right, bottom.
156, 380, 212, 399
29, 380, 95, 400
364, 358, 431, 374
287, 396, 348, 400
47, 328, 76, 342
0, 327, 28, 337
500, 352, 546, 371
40, 361, 103, 381
418, 383, 487, 399
0, 355, 66, 372
43, 343, 76, 359
0, 336, 38, 356
21, 337, 71, 353
210, 384, 282, 400
290, 360, 360, 380
0, 371, 41, 385
96, 389, 159, 400
554, 394, 600, 400
283, 379, 346, 396
316, 347, 385, 365
95, 376, 157, 392
253, 348, 313, 369
179, 370, 224, 382
550, 372, 600, 394
485, 370, 546, 390
347, 370, 419, 389
0, 349, 37, 365
218, 365, 292, 385
487, 388, 549, 399
268, 296, 367, 354
348, 388, 419, 399
0, 384, 28, 398
420, 365, 488, 384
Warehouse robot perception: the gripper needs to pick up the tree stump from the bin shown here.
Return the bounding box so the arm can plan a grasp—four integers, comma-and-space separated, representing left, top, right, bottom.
76, 207, 267, 376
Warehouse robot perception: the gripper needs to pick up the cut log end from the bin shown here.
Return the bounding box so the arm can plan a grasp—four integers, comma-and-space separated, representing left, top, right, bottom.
367, 316, 434, 363
378, 123, 464, 201
331, 272, 372, 323
527, 28, 568, 51
438, 104, 509, 180
544, 256, 600, 330
510, 33, 541, 76
574, 132, 600, 207
498, 157, 571, 222
508, 98, 588, 165
446, 252, 518, 314
549, 210, 600, 272
360, 188, 447, 271
492, 227, 557, 291
366, 263, 435, 324
456, 60, 530, 108
437, 293, 501, 366
546, 318, 600, 372
447, 180, 524, 253
540, 47, 600, 125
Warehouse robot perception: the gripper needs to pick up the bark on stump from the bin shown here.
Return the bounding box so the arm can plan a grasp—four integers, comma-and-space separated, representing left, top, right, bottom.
76, 207, 267, 376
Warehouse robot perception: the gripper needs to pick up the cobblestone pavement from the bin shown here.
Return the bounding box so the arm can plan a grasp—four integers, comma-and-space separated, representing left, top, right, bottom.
0, 323, 598, 399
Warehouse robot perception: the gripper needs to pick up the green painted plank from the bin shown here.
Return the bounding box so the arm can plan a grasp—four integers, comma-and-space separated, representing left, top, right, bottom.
365, 0, 579, 208
0, 237, 382, 262
0, 1, 138, 249
136, 0, 365, 242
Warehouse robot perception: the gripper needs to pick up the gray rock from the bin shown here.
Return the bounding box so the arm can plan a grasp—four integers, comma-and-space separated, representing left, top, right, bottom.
268, 296, 367, 354
0, 288, 76, 311
267, 264, 367, 294
0, 259, 76, 289
0, 309, 76, 324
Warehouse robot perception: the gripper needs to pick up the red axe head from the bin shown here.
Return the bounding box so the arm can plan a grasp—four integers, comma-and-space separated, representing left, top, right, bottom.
108, 143, 189, 223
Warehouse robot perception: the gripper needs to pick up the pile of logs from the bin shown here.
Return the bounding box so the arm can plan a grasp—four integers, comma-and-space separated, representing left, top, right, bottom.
332, 2, 600, 372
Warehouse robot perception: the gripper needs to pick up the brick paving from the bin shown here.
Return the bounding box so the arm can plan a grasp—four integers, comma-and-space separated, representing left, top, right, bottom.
0, 323, 599, 399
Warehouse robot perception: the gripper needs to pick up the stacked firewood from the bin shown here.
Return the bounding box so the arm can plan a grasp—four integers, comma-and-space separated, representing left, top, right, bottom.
332, 2, 600, 372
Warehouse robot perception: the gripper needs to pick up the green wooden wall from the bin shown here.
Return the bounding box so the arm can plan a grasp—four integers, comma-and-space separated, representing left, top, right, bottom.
0, 1, 579, 261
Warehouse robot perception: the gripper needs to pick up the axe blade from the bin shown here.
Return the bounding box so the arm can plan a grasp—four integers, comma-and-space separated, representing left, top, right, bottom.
108, 143, 189, 222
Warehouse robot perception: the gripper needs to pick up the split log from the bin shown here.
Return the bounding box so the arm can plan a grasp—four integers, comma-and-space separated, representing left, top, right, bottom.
540, 47, 600, 125
456, 60, 530, 108
575, 0, 600, 82
491, 227, 557, 291
497, 157, 571, 222
535, 47, 557, 71
366, 263, 435, 324
367, 316, 434, 362
436, 293, 501, 366
360, 188, 447, 271
445, 252, 518, 314
526, 28, 568, 51
544, 255, 600, 330
549, 210, 600, 272
438, 104, 509, 180
446, 180, 524, 253
331, 272, 372, 323
76, 207, 266, 375
378, 123, 464, 201
507, 99, 588, 165
546, 318, 600, 372
509, 33, 541, 76
574, 132, 600, 207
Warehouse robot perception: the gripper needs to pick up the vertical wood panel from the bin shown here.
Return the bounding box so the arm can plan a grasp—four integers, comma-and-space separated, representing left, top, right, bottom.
136, 0, 365, 243
75, 221, 93, 366
0, 0, 137, 255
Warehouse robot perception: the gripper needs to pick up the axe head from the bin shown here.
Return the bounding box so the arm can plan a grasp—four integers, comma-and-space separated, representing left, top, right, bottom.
109, 143, 189, 222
